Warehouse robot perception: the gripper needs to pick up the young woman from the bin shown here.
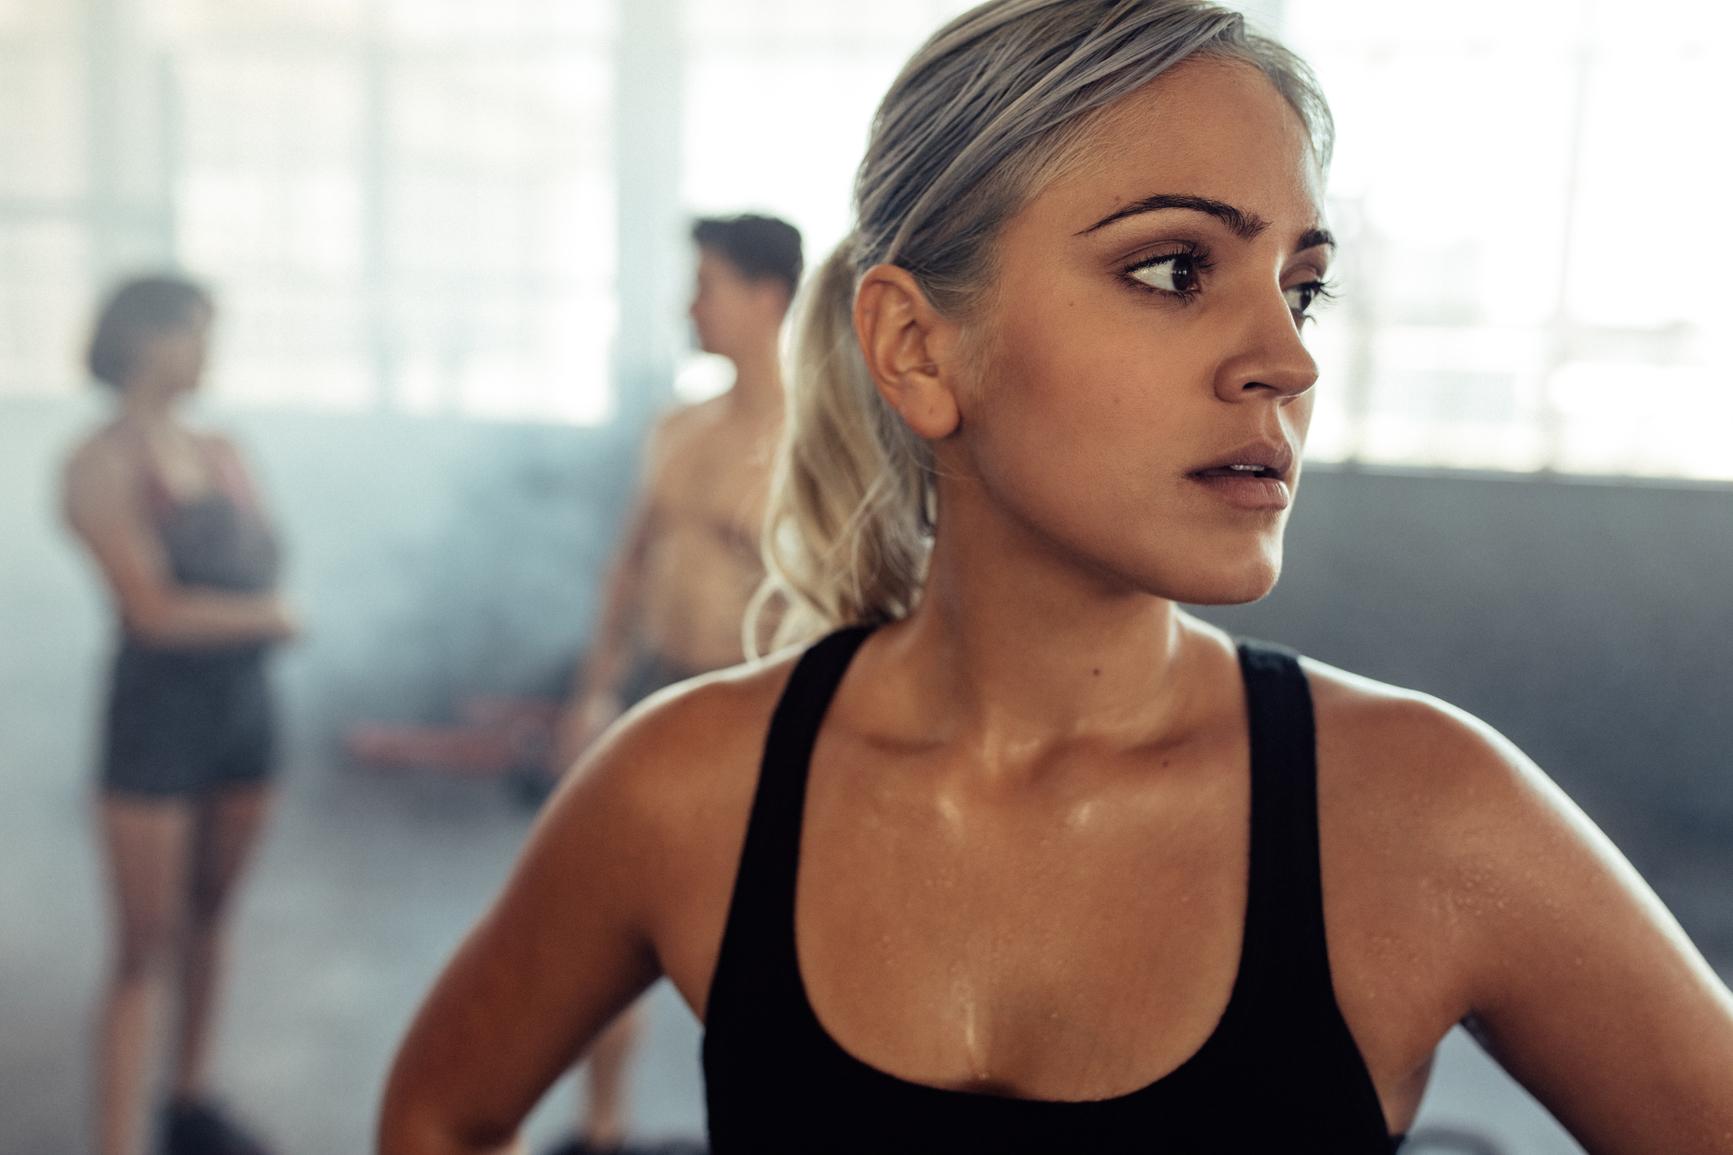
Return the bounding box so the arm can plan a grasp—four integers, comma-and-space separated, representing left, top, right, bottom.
379, 3, 1733, 1152
64, 276, 296, 1155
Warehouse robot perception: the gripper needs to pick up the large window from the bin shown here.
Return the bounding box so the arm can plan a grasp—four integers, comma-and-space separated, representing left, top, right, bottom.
163, 0, 617, 421
0, 0, 616, 423
4, 0, 1729, 477
1286, 0, 1733, 479
0, 1, 91, 399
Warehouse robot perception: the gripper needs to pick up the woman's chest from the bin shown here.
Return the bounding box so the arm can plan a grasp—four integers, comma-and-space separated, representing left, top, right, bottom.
795, 785, 1254, 1100
663, 729, 1461, 1130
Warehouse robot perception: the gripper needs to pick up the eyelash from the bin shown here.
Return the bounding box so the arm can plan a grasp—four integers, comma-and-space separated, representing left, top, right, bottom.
1122, 243, 1214, 301
1121, 244, 1342, 326
1288, 278, 1341, 326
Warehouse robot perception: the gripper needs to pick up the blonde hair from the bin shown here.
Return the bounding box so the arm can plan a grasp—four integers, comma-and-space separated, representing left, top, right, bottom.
752, 0, 1333, 652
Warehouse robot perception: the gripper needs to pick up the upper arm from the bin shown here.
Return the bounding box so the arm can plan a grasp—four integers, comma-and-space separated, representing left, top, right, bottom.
381, 695, 689, 1145
61, 443, 174, 630
1427, 706, 1733, 1152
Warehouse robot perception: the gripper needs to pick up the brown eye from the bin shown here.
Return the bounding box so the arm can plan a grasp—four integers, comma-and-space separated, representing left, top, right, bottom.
1283, 279, 1337, 322
1128, 253, 1200, 295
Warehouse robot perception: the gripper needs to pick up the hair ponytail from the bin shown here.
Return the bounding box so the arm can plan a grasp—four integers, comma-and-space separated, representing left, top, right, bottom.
748, 237, 934, 653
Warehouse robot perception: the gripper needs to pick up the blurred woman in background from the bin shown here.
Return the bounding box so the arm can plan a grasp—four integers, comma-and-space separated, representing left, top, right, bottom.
63, 275, 296, 1155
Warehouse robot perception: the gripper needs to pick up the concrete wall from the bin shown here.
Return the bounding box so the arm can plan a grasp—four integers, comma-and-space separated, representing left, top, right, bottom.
1201, 466, 1733, 849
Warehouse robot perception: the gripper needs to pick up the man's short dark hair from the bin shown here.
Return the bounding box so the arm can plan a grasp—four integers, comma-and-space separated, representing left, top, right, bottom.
692, 214, 804, 302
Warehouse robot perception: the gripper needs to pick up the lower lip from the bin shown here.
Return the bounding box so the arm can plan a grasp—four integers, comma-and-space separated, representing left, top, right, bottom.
1186, 473, 1291, 511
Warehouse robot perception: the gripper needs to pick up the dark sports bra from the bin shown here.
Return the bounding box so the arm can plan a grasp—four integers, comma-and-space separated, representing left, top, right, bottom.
701, 625, 1408, 1152
134, 430, 280, 598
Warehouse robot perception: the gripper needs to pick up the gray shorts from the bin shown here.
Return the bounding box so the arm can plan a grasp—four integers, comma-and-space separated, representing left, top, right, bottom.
101, 642, 276, 798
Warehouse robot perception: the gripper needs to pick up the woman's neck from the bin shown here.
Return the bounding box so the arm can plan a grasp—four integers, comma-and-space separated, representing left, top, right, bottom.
116, 381, 181, 432
881, 506, 1204, 764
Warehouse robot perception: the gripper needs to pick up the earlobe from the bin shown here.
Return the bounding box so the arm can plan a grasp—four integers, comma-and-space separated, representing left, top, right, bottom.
854, 263, 962, 441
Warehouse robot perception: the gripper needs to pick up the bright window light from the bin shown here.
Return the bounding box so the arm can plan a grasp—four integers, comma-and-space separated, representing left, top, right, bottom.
2, 0, 1728, 478
1286, 0, 1733, 479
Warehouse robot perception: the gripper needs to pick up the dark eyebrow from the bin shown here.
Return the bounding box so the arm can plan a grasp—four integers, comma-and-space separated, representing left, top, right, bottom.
1080, 193, 1268, 239
1079, 193, 1337, 254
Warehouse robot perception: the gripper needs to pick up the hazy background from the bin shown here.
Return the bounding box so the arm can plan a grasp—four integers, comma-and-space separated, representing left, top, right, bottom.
2, 1, 1729, 1152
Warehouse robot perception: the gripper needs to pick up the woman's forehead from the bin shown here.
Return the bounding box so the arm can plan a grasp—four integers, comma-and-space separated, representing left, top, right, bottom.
1040, 59, 1327, 236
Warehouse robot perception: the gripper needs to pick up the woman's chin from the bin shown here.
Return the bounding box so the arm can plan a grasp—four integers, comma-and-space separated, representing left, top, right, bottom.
1157, 555, 1283, 607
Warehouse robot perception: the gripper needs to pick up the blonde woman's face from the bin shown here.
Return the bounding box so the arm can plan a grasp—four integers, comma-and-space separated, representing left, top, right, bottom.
950, 59, 1332, 605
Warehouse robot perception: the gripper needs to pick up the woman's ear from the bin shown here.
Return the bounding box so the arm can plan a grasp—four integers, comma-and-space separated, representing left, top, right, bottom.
853, 263, 962, 440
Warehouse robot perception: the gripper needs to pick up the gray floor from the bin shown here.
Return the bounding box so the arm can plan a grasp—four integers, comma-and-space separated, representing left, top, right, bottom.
3, 709, 1727, 1154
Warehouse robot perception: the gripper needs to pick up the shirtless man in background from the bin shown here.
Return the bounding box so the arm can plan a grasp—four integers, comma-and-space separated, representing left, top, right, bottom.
547, 213, 802, 1155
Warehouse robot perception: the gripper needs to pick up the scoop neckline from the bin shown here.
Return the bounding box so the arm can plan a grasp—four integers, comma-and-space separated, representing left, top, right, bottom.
782, 625, 1258, 1111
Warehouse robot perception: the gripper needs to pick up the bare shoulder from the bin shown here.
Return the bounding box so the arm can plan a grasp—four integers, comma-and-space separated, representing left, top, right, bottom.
1298, 654, 1604, 923
1303, 657, 1733, 1148
1301, 655, 1482, 754
637, 399, 724, 493
60, 422, 137, 516
1296, 658, 1521, 991
1300, 655, 1578, 856
569, 645, 797, 831
1299, 658, 1613, 1108
540, 643, 804, 999
62, 420, 127, 480
647, 397, 726, 456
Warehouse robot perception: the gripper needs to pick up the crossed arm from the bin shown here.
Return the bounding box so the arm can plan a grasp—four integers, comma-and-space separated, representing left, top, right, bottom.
61, 437, 294, 647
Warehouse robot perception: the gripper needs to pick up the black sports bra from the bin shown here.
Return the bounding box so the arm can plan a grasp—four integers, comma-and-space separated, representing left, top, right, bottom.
702, 626, 1406, 1152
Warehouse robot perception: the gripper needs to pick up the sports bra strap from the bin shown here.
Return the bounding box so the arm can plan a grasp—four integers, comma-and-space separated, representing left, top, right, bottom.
1235, 640, 1335, 1013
